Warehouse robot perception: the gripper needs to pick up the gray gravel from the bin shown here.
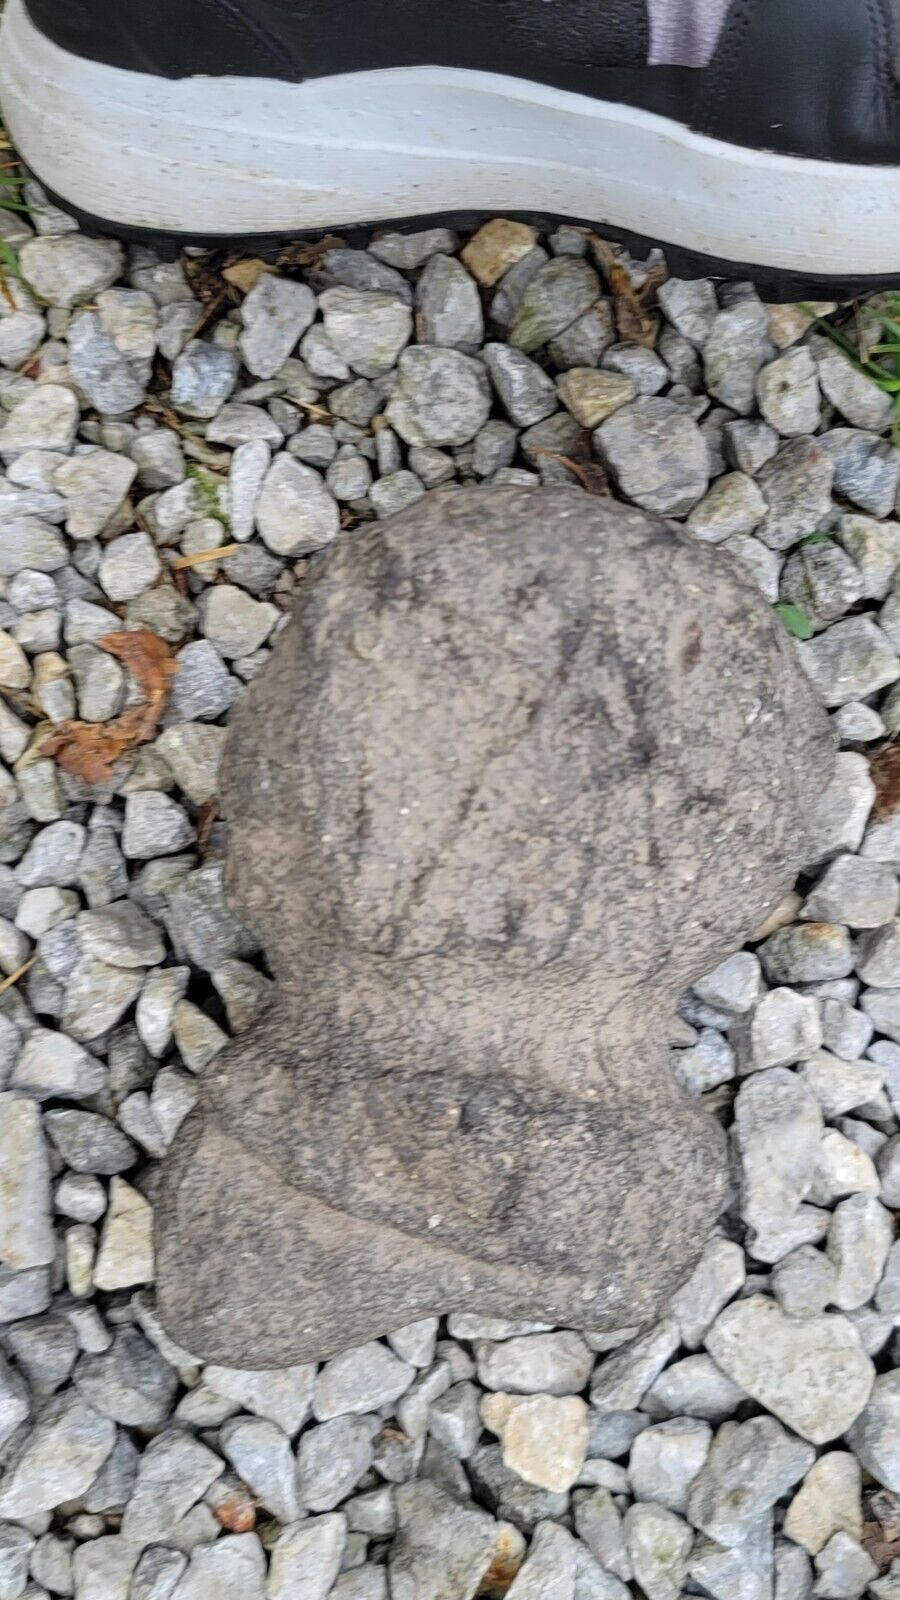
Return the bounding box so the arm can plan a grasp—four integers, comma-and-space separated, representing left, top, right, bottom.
2, 195, 900, 1595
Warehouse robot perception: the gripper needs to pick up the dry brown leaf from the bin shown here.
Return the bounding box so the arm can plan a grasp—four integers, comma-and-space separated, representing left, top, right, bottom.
182, 252, 236, 306
862, 1519, 900, 1574
14, 723, 57, 774
40, 630, 177, 784
142, 400, 192, 436
100, 629, 178, 697
531, 441, 610, 497
195, 801, 219, 854
213, 1489, 257, 1533
0, 268, 16, 314
476, 1526, 525, 1597
276, 233, 345, 269
870, 744, 900, 820
872, 1492, 900, 1534
589, 234, 664, 347
222, 257, 275, 294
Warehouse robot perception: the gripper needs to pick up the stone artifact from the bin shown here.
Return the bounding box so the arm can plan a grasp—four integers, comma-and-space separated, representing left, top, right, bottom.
157, 487, 832, 1365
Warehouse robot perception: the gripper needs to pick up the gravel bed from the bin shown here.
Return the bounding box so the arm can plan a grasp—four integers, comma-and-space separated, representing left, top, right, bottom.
2, 185, 900, 1600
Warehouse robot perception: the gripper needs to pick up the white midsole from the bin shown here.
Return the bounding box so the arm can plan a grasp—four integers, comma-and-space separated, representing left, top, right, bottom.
1, 0, 899, 272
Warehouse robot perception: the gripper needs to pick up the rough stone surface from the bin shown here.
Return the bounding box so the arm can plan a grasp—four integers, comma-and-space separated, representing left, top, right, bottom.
156, 487, 830, 1364
267, 1514, 346, 1600
705, 1297, 874, 1444
0, 1095, 53, 1271
386, 347, 492, 446
623, 1502, 693, 1600
628, 1415, 712, 1514
388, 1480, 498, 1600
475, 1332, 593, 1395
255, 451, 340, 556
313, 1342, 415, 1419
845, 1371, 900, 1490
19, 236, 122, 307
238, 275, 316, 379
319, 287, 412, 377
595, 399, 709, 516
732, 1067, 824, 1263
783, 1452, 863, 1555
687, 1416, 814, 1545
0, 1392, 114, 1517
296, 1414, 376, 1511
5, 218, 900, 1595
92, 1178, 154, 1291
481, 1392, 588, 1492
120, 1428, 224, 1544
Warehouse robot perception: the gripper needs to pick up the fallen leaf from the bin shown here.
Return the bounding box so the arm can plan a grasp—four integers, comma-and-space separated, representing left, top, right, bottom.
870, 744, 900, 820
531, 442, 609, 496
589, 234, 664, 347
276, 233, 345, 269
101, 629, 177, 698
870, 1490, 900, 1543
0, 267, 16, 313
222, 257, 275, 294
476, 1526, 525, 1597
40, 630, 177, 783
143, 399, 192, 436
195, 800, 219, 854
182, 252, 237, 306
862, 1518, 900, 1574
213, 1488, 257, 1533
14, 723, 57, 774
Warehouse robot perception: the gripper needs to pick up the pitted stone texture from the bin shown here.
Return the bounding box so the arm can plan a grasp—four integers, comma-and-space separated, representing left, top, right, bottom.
157, 487, 832, 1365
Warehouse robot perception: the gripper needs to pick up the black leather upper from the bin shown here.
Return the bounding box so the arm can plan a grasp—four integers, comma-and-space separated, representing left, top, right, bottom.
695, 0, 900, 164
23, 0, 900, 165
25, 0, 648, 82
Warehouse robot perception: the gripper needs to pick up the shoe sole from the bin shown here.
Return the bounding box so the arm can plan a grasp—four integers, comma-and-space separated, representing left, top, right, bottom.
3, 0, 900, 299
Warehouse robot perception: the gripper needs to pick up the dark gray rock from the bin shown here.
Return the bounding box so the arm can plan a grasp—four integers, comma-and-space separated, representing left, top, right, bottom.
315, 246, 413, 303
756, 437, 835, 552
156, 487, 831, 1365
594, 398, 709, 516
820, 430, 900, 519
468, 1442, 568, 1532
73, 1327, 178, 1426
67, 312, 147, 415
703, 293, 774, 415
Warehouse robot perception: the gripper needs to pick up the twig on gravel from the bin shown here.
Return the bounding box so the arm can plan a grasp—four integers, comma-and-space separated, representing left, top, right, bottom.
0, 954, 36, 995
172, 543, 240, 569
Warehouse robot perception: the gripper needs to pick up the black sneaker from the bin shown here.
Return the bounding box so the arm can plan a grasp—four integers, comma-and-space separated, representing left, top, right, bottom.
2, 0, 900, 297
